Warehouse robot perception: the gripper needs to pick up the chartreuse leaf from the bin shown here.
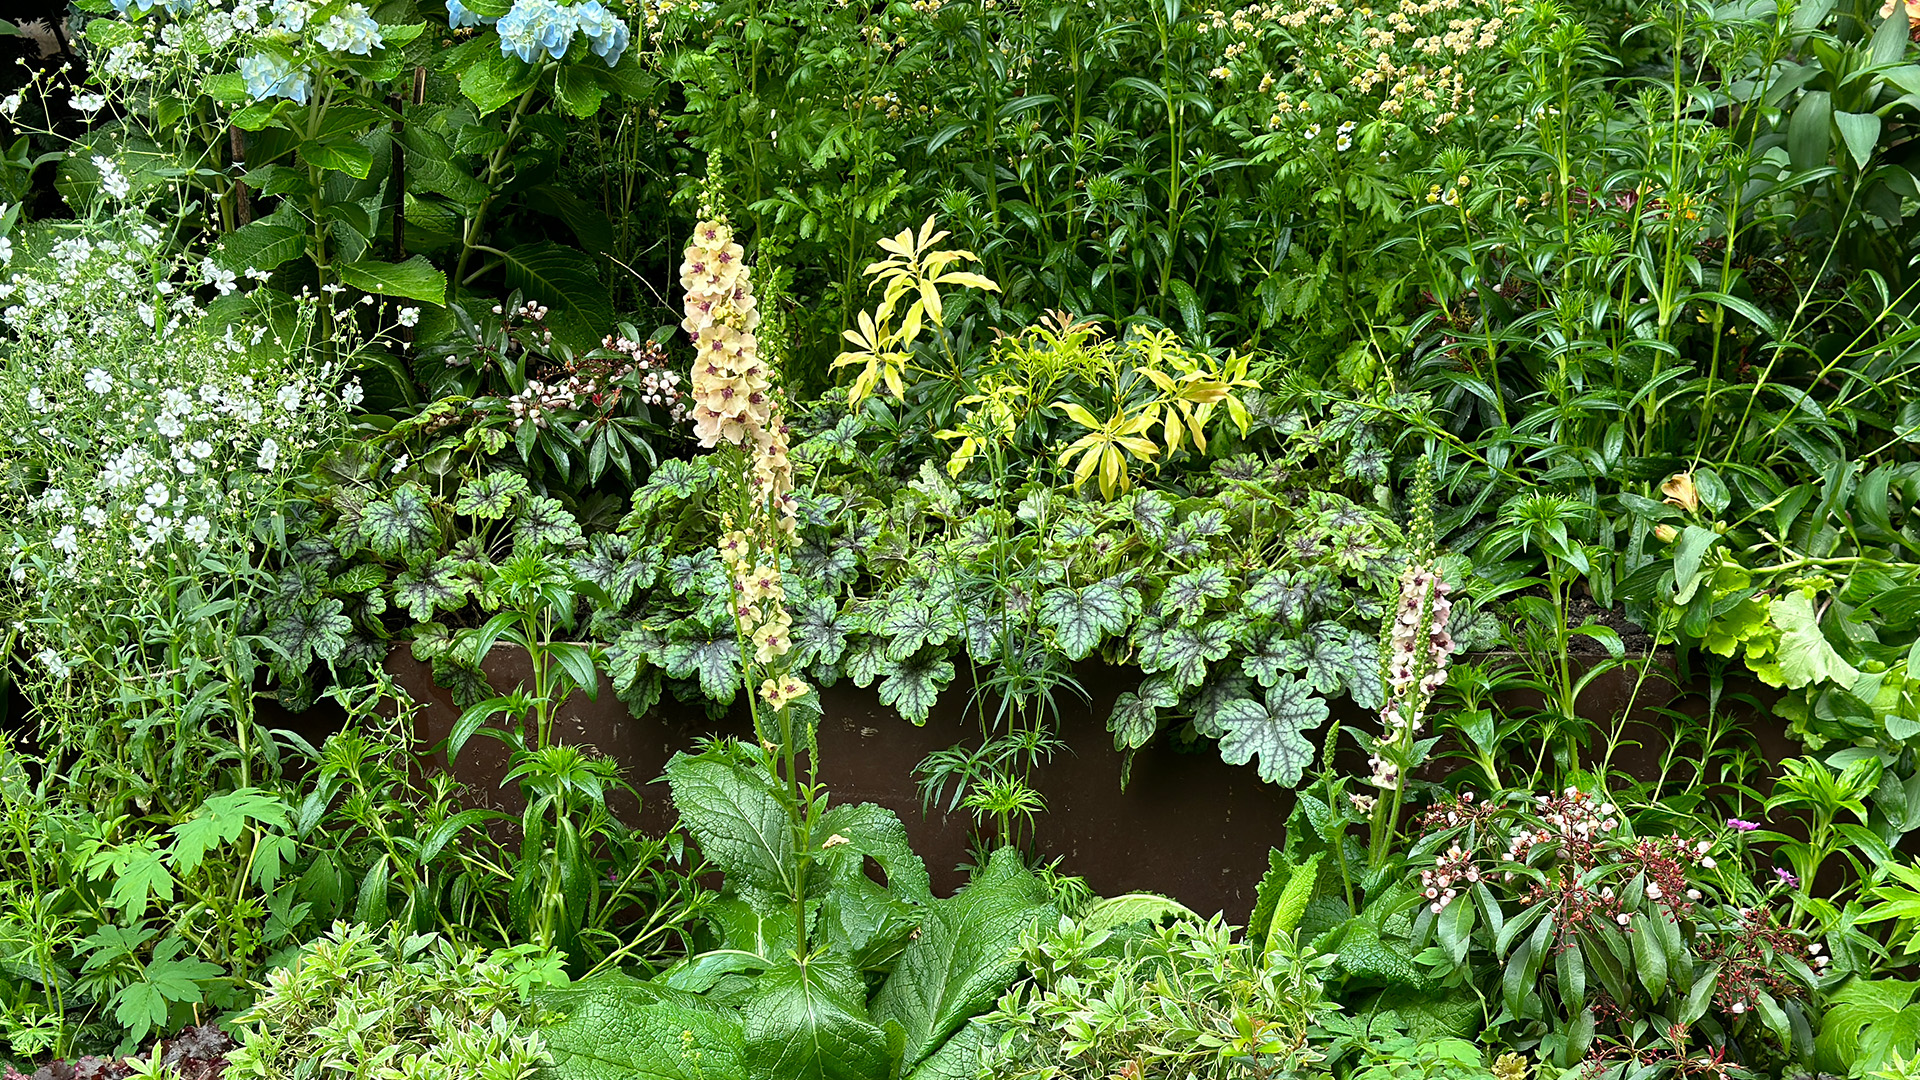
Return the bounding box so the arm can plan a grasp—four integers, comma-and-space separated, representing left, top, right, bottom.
1757, 589, 1859, 689
744, 954, 897, 1080
1036, 577, 1140, 660
664, 749, 799, 899
170, 790, 288, 874
1815, 979, 1920, 1075
538, 974, 747, 1080
871, 848, 1055, 1072
1078, 893, 1196, 934
1214, 676, 1329, 786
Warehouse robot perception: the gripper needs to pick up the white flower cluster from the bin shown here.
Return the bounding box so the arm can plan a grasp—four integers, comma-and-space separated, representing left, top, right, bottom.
0, 216, 194, 353
1366, 562, 1454, 791
507, 379, 577, 430
603, 334, 685, 415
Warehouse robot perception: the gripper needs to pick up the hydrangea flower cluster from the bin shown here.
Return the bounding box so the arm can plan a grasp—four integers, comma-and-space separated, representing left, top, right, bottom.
482, 0, 630, 66
234, 0, 391, 104
681, 217, 794, 533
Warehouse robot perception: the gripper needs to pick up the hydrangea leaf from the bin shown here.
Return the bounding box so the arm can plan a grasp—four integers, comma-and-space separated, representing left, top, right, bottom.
514, 495, 583, 551
1214, 675, 1329, 786
1136, 619, 1232, 691
1158, 565, 1231, 625
1037, 578, 1141, 660
267, 597, 352, 667
393, 558, 470, 622
879, 653, 954, 725
358, 482, 440, 561
452, 470, 528, 519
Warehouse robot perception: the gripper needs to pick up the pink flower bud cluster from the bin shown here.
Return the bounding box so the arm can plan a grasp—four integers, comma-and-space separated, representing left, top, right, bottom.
681, 218, 794, 532
507, 379, 575, 430
602, 334, 685, 414
1422, 842, 1481, 914
1502, 788, 1620, 870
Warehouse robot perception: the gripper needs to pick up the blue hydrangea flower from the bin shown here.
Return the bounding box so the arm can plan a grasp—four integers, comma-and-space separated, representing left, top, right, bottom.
446, 0, 498, 27
497, 0, 577, 62
571, 1, 629, 67
109, 0, 160, 12
158, 0, 200, 14
269, 0, 313, 32
315, 3, 385, 53
238, 52, 312, 104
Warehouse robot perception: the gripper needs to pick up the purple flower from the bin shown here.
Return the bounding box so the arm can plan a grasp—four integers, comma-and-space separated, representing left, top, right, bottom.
1727, 818, 1761, 832
1774, 867, 1799, 886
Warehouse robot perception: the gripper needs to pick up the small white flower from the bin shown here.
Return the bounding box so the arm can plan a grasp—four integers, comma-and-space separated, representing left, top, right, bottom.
135, 503, 155, 523
33, 648, 70, 679
1701, 856, 1717, 869
1304, 123, 1321, 140
390, 452, 409, 475
1646, 884, 1662, 900
82, 505, 108, 528
183, 515, 212, 544
397, 306, 420, 327
50, 525, 79, 555
340, 380, 364, 407
256, 438, 280, 471
144, 482, 170, 507
175, 457, 198, 475
84, 368, 113, 394
1615, 912, 1631, 926
71, 92, 106, 113
188, 440, 213, 460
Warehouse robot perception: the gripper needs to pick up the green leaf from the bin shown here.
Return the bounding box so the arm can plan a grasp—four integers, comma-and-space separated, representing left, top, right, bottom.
515, 495, 583, 551
1816, 978, 1920, 1074
102, 841, 175, 919
1213, 676, 1329, 786
301, 138, 373, 179
1835, 110, 1882, 170
556, 65, 611, 118
170, 789, 288, 875
501, 240, 615, 352
266, 597, 353, 667
1077, 892, 1196, 934
744, 954, 896, 1080
214, 217, 306, 274
870, 848, 1055, 1071
1036, 578, 1140, 660
1108, 675, 1178, 750
664, 749, 798, 898
1769, 589, 1860, 689
1630, 912, 1668, 1001
393, 558, 470, 621
1136, 619, 1233, 691
334, 255, 448, 306
661, 623, 740, 703
1158, 565, 1231, 624
881, 600, 961, 660
453, 470, 529, 519
539, 974, 747, 1080
359, 482, 441, 560
1789, 90, 1833, 173
878, 653, 954, 725
460, 49, 541, 115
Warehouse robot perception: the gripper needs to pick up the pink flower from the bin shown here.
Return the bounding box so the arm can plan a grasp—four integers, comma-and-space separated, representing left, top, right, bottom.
1727, 818, 1761, 832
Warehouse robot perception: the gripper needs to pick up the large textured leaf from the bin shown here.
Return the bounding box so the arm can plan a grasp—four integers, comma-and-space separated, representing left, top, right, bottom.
1136, 619, 1232, 691
1767, 590, 1859, 689
453, 470, 528, 519
812, 802, 933, 906
1243, 569, 1310, 624
1214, 676, 1329, 786
664, 750, 798, 898
661, 621, 741, 702
743, 955, 897, 1080
906, 1020, 991, 1080
881, 600, 962, 660
334, 255, 447, 306
870, 847, 1055, 1071
1037, 577, 1141, 660
1189, 670, 1255, 737
539, 975, 746, 1080
1815, 978, 1920, 1075
501, 240, 616, 352
266, 598, 352, 667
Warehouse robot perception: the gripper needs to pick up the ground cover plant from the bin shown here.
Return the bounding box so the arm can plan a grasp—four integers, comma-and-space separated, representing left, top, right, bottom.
0, 0, 1919, 1075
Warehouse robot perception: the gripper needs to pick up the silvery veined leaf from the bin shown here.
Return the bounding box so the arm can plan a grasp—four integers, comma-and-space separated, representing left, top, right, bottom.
452, 470, 527, 519
267, 597, 352, 668
1108, 675, 1178, 750
1037, 577, 1141, 661
513, 495, 582, 551
1157, 565, 1231, 626
1215, 675, 1329, 787
791, 595, 851, 670
393, 557, 470, 622
359, 482, 440, 560
878, 652, 953, 725
1136, 619, 1232, 691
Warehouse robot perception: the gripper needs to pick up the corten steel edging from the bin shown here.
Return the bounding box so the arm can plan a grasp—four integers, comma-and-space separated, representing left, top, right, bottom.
379, 644, 1798, 922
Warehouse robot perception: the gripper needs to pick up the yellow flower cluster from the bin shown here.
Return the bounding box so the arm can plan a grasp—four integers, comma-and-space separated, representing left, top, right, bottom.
680, 217, 795, 532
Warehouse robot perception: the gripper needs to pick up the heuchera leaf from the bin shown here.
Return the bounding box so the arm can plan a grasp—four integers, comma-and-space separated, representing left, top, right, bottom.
1158, 565, 1231, 625
393, 558, 470, 622
1136, 619, 1232, 691
870, 848, 1055, 1072
267, 598, 353, 668
1036, 577, 1140, 660
358, 482, 440, 560
882, 600, 961, 660
1108, 675, 1179, 750
661, 618, 740, 702
515, 495, 583, 551
879, 653, 955, 725
1214, 675, 1329, 786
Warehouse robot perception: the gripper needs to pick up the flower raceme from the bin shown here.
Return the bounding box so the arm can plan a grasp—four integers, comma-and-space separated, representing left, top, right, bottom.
680, 217, 794, 533
1366, 562, 1453, 791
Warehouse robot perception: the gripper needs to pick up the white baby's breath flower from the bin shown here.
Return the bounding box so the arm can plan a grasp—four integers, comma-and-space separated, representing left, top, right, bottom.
33, 648, 70, 679
71, 92, 106, 113
397, 306, 420, 327
85, 368, 114, 394
256, 437, 279, 471
144, 482, 171, 508
340, 380, 364, 406
183, 515, 212, 544
188, 440, 213, 459
82, 505, 108, 528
